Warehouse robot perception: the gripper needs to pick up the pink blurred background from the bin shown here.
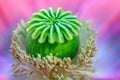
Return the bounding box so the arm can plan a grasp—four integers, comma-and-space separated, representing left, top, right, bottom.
0, 0, 120, 80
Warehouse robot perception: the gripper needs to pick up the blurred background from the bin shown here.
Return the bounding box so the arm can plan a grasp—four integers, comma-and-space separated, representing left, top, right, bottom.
0, 0, 120, 80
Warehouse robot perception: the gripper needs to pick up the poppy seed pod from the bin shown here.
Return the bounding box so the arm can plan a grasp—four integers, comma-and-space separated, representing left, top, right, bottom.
10, 8, 97, 80
26, 8, 82, 59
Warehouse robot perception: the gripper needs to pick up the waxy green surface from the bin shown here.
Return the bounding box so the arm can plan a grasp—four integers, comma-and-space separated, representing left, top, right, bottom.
26, 8, 81, 59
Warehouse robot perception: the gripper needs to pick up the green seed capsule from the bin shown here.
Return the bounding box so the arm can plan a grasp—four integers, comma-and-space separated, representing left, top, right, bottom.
26, 8, 82, 59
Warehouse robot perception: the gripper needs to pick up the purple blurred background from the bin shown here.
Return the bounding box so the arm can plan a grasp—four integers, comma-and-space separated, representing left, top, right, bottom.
0, 0, 120, 80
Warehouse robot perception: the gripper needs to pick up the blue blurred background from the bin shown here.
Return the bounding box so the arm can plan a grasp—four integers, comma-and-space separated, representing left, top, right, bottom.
0, 0, 120, 80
